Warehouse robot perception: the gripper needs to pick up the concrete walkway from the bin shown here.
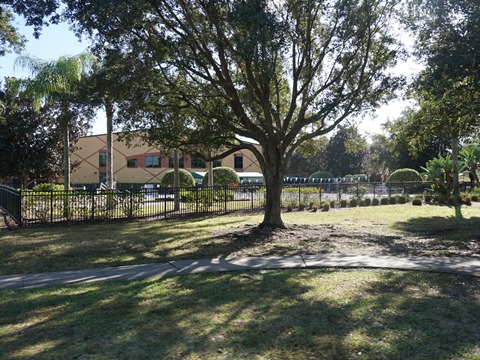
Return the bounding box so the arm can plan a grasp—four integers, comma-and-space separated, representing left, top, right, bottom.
1, 254, 479, 291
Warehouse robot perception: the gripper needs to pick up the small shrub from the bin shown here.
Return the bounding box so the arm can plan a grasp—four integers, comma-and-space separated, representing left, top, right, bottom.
340, 199, 347, 208
388, 197, 397, 205
33, 183, 64, 192
463, 196, 472, 205
471, 195, 479, 202
372, 198, 380, 206
380, 197, 389, 205
349, 199, 358, 207
322, 203, 330, 212
412, 198, 422, 206
311, 206, 318, 212
202, 167, 240, 186
364, 198, 372, 206
359, 199, 366, 207
161, 169, 196, 187
330, 200, 335, 208
398, 195, 407, 204
424, 195, 432, 203
309, 170, 335, 180
308, 202, 315, 210
386, 168, 422, 183
298, 203, 306, 211
286, 204, 293, 212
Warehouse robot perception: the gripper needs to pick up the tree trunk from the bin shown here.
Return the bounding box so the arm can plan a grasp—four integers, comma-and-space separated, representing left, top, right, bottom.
173, 149, 180, 211
63, 122, 70, 191
207, 161, 213, 186
260, 159, 286, 229
105, 97, 114, 190
452, 137, 460, 196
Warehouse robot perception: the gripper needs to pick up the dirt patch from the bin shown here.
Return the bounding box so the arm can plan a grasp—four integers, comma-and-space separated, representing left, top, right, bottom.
210, 223, 480, 258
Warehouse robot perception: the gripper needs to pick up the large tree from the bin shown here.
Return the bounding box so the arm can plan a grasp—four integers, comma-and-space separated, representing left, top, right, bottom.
405, 0, 480, 194
10, 0, 403, 228
15, 54, 96, 190
0, 5, 25, 58
0, 78, 63, 188
323, 125, 368, 177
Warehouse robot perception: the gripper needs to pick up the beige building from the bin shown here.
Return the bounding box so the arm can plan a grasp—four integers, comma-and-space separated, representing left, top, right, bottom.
70, 133, 262, 187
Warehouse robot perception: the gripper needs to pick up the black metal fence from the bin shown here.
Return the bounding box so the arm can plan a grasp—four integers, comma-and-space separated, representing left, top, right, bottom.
0, 181, 434, 227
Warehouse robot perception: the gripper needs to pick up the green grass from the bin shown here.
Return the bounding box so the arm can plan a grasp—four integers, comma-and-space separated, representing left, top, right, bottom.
1, 205, 480, 275
1, 269, 479, 359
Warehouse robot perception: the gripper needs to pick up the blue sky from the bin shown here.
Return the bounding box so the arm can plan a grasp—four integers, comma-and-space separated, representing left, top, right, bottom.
0, 17, 107, 135
1, 15, 421, 139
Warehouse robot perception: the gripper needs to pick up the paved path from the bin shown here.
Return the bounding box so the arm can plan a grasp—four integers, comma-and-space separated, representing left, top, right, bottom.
1, 255, 479, 290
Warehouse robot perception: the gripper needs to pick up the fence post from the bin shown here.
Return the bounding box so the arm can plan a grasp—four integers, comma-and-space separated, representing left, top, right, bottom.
356, 183, 359, 198
164, 187, 167, 219
129, 188, 133, 220
298, 187, 301, 207
50, 190, 54, 226
91, 189, 95, 223
224, 185, 227, 213
251, 186, 254, 211
18, 189, 22, 228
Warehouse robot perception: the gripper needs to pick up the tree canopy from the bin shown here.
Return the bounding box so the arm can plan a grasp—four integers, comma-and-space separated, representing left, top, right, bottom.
7, 0, 403, 228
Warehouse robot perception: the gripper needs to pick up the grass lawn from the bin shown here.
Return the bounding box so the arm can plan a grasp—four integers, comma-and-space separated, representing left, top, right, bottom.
1, 205, 480, 359
1, 268, 479, 359
1, 205, 479, 276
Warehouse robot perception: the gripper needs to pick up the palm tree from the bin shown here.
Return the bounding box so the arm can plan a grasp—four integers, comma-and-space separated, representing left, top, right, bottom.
15, 53, 97, 190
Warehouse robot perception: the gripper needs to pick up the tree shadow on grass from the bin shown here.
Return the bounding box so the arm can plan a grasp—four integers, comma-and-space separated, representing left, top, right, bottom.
0, 269, 479, 359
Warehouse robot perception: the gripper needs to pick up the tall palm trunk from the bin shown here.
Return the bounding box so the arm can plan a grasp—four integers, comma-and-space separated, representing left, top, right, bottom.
173, 148, 180, 211
105, 97, 114, 189
452, 137, 460, 196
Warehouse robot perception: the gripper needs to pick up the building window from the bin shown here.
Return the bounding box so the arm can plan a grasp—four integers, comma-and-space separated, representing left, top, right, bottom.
234, 156, 243, 169
191, 158, 205, 168
99, 172, 106, 184
127, 159, 137, 168
145, 155, 161, 168
169, 155, 184, 168
213, 160, 222, 168
99, 153, 107, 167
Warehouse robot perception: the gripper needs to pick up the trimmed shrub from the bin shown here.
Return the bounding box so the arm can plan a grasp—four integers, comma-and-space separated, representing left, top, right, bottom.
311, 206, 318, 212
322, 203, 330, 212
364, 198, 372, 206
359, 199, 366, 207
202, 167, 240, 186
380, 197, 389, 205
33, 183, 64, 192
286, 204, 293, 212
349, 199, 358, 207
372, 198, 379, 206
309, 171, 334, 180
471, 195, 479, 202
412, 198, 422, 206
161, 169, 195, 187
463, 196, 472, 206
388, 197, 397, 205
298, 203, 306, 211
398, 195, 407, 204
330, 200, 335, 208
424, 195, 432, 203
386, 168, 422, 183
340, 199, 347, 208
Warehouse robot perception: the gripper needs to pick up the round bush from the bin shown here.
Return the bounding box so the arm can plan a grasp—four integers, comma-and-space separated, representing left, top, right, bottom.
463, 196, 472, 205
364, 198, 372, 206
340, 199, 347, 208
322, 203, 330, 212
349, 199, 358, 207
387, 168, 422, 183
309, 171, 334, 180
380, 197, 389, 205
372, 198, 380, 206
424, 195, 432, 203
34, 183, 64, 192
161, 169, 195, 187
471, 195, 479, 202
330, 200, 335, 208
202, 167, 240, 186
388, 197, 397, 205
412, 198, 422, 206
398, 195, 407, 204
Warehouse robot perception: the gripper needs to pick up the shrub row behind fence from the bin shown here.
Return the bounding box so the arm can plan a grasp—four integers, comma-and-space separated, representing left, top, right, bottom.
0, 182, 437, 227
